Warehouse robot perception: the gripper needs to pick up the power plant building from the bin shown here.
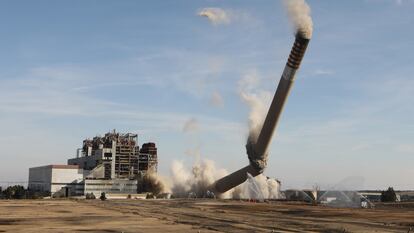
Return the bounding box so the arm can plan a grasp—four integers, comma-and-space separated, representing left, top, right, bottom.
28, 130, 158, 197
28, 165, 84, 196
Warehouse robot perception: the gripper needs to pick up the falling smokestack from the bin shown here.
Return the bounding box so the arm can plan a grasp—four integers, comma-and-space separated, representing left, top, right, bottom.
212, 33, 311, 194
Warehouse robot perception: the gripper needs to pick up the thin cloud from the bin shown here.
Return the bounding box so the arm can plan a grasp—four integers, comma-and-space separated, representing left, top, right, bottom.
364, 0, 414, 5
313, 69, 334, 76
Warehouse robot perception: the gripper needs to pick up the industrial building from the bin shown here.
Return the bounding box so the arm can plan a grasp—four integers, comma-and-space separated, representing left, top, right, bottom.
28, 130, 158, 197
28, 165, 84, 196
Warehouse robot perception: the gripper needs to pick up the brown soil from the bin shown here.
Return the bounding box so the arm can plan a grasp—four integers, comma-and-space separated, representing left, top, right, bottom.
0, 199, 413, 232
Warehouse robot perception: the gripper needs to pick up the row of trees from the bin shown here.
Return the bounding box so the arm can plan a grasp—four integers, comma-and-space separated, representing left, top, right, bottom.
381, 187, 397, 202
0, 185, 50, 199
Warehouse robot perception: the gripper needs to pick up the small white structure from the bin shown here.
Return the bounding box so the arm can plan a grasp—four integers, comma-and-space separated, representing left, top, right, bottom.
28, 165, 84, 196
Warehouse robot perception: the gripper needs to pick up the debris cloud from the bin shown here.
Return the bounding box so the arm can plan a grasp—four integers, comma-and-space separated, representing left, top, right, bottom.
141, 170, 171, 196
170, 159, 230, 198
233, 173, 282, 200
169, 159, 281, 200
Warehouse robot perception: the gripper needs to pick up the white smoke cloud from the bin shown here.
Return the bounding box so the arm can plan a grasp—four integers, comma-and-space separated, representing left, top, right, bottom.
238, 71, 272, 143
170, 159, 230, 198
198, 7, 231, 25
182, 117, 199, 133
283, 0, 313, 38
209, 91, 224, 107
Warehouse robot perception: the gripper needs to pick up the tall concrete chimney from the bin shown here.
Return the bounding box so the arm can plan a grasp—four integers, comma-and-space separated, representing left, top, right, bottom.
213, 34, 310, 194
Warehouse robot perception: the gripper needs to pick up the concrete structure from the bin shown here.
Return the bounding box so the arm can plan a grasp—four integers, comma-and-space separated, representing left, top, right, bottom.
68, 130, 157, 179
28, 130, 158, 197
213, 33, 311, 194
28, 165, 84, 196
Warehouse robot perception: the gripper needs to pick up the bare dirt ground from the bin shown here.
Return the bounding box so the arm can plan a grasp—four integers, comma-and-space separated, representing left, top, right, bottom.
0, 199, 413, 233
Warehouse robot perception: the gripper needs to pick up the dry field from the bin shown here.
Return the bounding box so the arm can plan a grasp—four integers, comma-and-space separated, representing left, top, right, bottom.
0, 199, 413, 232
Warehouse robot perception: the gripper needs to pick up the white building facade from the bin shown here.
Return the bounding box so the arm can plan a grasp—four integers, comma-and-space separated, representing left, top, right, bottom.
28, 165, 84, 196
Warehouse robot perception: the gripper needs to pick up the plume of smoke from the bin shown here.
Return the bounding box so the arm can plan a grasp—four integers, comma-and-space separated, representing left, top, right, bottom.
238, 71, 272, 144
198, 8, 231, 25
170, 159, 230, 198
141, 170, 171, 196
283, 0, 313, 39
170, 160, 191, 195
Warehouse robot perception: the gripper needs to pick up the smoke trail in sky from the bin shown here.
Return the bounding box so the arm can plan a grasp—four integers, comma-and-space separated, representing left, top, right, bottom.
283, 0, 313, 38
238, 71, 271, 145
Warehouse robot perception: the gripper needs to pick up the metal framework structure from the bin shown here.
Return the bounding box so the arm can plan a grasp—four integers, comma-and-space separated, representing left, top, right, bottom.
71, 130, 158, 180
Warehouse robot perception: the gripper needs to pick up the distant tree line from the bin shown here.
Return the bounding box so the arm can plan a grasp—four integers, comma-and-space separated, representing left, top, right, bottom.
381, 187, 397, 202
0, 185, 50, 199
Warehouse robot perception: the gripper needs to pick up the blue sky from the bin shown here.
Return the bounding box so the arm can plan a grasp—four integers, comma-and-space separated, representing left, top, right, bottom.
0, 0, 413, 190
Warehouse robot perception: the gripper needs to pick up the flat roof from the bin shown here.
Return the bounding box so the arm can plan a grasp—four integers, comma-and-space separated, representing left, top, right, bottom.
30, 164, 80, 170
